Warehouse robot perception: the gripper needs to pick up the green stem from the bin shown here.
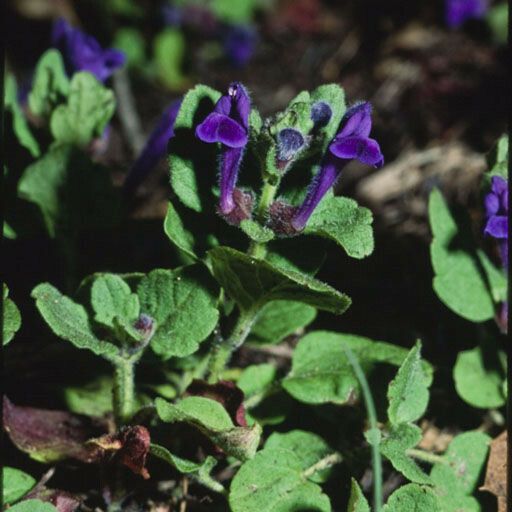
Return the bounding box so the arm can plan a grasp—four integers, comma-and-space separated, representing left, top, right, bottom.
342, 345, 383, 512
406, 449, 446, 465
207, 308, 259, 383
112, 358, 135, 426
248, 179, 278, 259
302, 452, 343, 479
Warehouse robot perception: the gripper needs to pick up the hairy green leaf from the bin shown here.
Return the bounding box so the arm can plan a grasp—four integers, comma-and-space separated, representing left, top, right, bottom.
380, 424, 431, 485
50, 72, 115, 147
155, 397, 261, 460
91, 274, 140, 328
3, 285, 22, 345
283, 331, 431, 405
248, 300, 317, 345
28, 49, 70, 119
32, 283, 118, 358
150, 443, 224, 493
5, 75, 40, 157
3, 467, 36, 505
240, 220, 275, 243
208, 246, 351, 314
347, 478, 370, 512
7, 500, 58, 512
383, 484, 440, 511
453, 346, 507, 408
387, 342, 430, 425
229, 448, 331, 512
305, 196, 374, 259
169, 84, 221, 212
429, 188, 505, 321
164, 201, 197, 260
136, 267, 219, 358
310, 83, 346, 143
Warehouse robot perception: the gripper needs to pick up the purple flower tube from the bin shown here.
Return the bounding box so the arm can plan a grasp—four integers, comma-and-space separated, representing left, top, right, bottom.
291, 102, 384, 231
52, 18, 125, 82
195, 82, 250, 215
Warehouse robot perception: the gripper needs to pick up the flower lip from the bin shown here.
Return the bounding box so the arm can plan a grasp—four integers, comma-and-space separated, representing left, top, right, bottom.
484, 176, 508, 240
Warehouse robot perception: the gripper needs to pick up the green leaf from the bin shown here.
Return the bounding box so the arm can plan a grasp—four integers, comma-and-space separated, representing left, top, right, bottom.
150, 443, 224, 493
28, 49, 70, 119
32, 283, 118, 358
7, 500, 58, 512
240, 220, 275, 243
383, 484, 440, 511
229, 448, 331, 512
387, 341, 430, 425
136, 267, 219, 358
238, 364, 277, 398
3, 467, 36, 505
164, 201, 197, 260
208, 246, 351, 314
282, 331, 432, 405
431, 432, 490, 501
380, 424, 431, 485
3, 284, 22, 345
153, 29, 187, 90
91, 274, 140, 328
265, 430, 333, 484
155, 397, 261, 461
305, 196, 374, 259
50, 72, 115, 147
18, 146, 119, 238
248, 300, 317, 344
5, 74, 40, 157
487, 4, 508, 45
453, 346, 506, 408
169, 84, 221, 212
347, 478, 370, 512
429, 188, 500, 322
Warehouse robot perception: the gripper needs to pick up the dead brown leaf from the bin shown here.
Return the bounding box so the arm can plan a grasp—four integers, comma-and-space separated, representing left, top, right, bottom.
480, 430, 507, 512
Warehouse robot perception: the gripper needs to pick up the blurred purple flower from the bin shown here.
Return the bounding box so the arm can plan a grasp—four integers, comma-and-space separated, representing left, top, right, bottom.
445, 0, 488, 28
196, 82, 250, 214
222, 25, 257, 67
291, 101, 383, 231
52, 18, 125, 82
484, 175, 508, 267
124, 99, 182, 192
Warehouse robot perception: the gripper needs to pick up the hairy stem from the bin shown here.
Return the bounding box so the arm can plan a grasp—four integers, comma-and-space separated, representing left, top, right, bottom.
302, 452, 343, 479
342, 345, 383, 512
207, 308, 259, 383
406, 449, 447, 465
112, 358, 135, 426
248, 179, 278, 259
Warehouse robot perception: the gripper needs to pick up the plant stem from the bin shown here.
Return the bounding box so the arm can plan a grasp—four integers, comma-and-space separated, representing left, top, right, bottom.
112, 357, 135, 426
248, 179, 278, 259
406, 449, 447, 465
302, 452, 343, 479
342, 345, 383, 512
207, 308, 259, 383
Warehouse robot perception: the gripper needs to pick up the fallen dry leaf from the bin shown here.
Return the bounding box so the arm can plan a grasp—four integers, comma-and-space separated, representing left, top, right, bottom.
480, 430, 507, 512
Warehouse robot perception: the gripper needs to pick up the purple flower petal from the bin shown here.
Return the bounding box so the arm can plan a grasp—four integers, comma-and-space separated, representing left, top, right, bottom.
195, 112, 248, 148
445, 0, 487, 28
277, 128, 305, 162
338, 102, 373, 138
485, 193, 500, 217
491, 175, 508, 196
219, 147, 245, 214
228, 82, 251, 130
330, 136, 384, 167
311, 101, 332, 128
484, 215, 508, 239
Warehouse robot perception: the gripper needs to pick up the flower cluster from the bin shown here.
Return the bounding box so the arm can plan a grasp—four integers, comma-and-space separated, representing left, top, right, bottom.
52, 18, 125, 82
195, 82, 384, 231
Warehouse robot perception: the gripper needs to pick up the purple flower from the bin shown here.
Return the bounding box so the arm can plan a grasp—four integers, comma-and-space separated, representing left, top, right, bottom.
222, 25, 257, 68
290, 102, 384, 231
277, 128, 305, 166
196, 82, 251, 215
124, 99, 182, 192
445, 0, 487, 28
484, 175, 508, 267
52, 18, 125, 82
311, 101, 332, 128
